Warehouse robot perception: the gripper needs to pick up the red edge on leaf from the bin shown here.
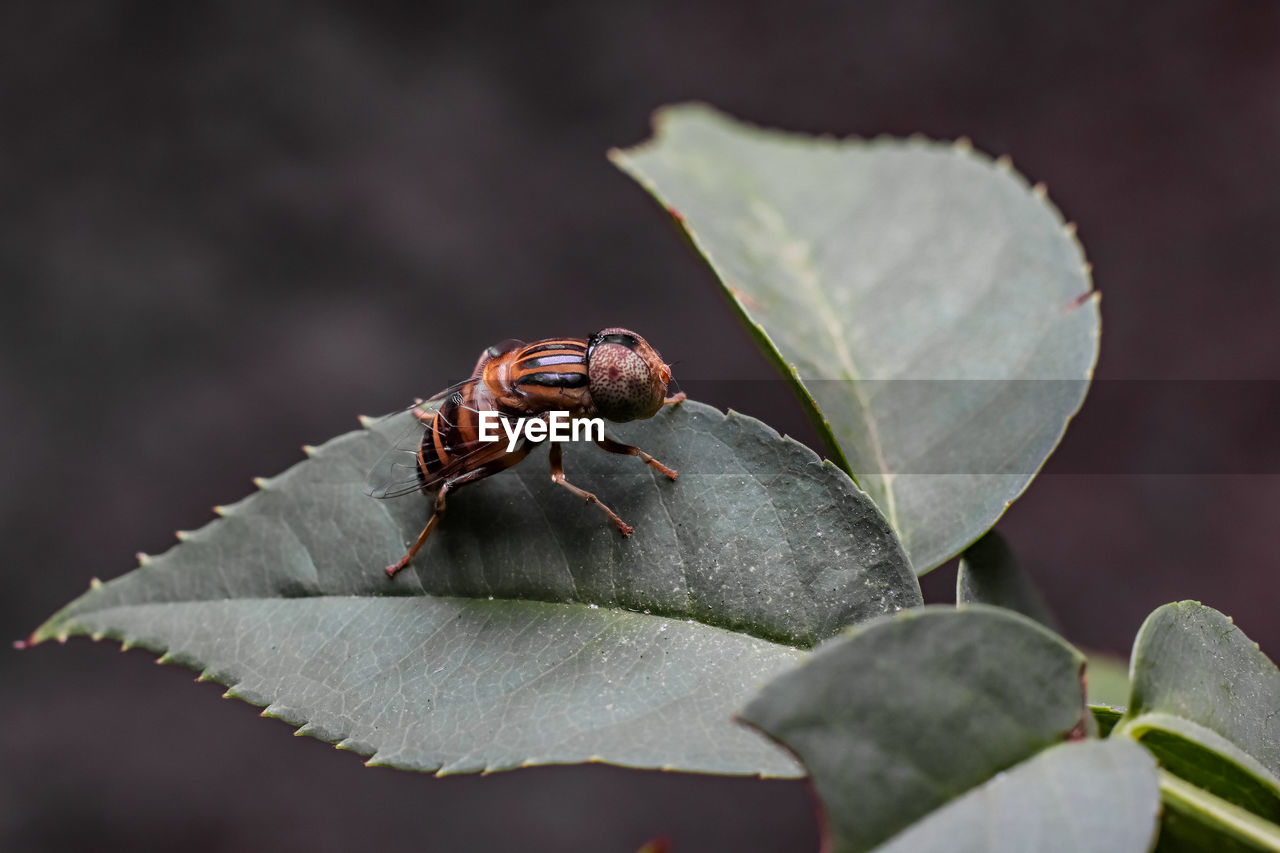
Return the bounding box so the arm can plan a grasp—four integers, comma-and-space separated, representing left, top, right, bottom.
726, 284, 762, 312
731, 711, 832, 851
1065, 290, 1095, 312
1067, 662, 1090, 741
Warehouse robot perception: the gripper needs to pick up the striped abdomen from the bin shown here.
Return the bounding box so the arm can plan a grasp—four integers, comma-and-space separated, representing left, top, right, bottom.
416, 380, 499, 488
414, 337, 593, 490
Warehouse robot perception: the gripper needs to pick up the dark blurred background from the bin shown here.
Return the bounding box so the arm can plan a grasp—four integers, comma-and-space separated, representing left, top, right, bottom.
3, 2, 1279, 850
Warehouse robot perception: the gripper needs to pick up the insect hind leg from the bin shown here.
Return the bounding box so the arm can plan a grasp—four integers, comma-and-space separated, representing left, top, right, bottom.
384, 483, 452, 578
384, 444, 533, 578
548, 444, 634, 537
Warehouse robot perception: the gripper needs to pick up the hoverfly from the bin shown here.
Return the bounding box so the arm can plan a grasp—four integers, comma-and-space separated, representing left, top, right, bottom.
367, 328, 686, 577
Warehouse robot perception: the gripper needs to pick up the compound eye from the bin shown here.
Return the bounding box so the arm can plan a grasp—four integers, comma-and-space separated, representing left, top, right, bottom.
588, 343, 661, 422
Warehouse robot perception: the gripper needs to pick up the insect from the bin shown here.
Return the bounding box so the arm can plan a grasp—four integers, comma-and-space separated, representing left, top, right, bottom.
367, 328, 686, 577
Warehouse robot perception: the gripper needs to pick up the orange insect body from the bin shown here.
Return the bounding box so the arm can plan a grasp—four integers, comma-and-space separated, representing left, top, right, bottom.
368, 328, 685, 577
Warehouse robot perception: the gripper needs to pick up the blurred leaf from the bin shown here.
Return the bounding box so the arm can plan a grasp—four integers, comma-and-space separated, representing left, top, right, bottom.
1086, 651, 1132, 710
957, 530, 1059, 630
613, 104, 1100, 573
739, 606, 1091, 852
30, 401, 919, 776
1086, 650, 1132, 736
1116, 602, 1280, 830
1093, 706, 1125, 739
876, 740, 1160, 853
956, 531, 1130, 733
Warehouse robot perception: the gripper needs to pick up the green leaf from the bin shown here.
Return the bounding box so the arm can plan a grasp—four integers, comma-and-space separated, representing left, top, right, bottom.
1158, 770, 1280, 853
1085, 650, 1132, 736
612, 104, 1100, 573
1092, 705, 1125, 739
957, 530, 1059, 630
874, 740, 1160, 853
1086, 651, 1132, 710
955, 531, 1130, 733
30, 400, 919, 776
1115, 602, 1280, 824
738, 606, 1091, 852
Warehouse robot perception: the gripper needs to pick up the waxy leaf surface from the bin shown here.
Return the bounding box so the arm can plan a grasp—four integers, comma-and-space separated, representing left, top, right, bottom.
875, 740, 1160, 853
614, 104, 1100, 572
32, 401, 919, 776
739, 606, 1090, 852
1116, 602, 1280, 828
955, 531, 1128, 727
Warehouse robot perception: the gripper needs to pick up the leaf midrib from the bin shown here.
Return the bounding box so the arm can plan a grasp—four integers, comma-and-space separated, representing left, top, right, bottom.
1160, 770, 1280, 851
37, 593, 808, 651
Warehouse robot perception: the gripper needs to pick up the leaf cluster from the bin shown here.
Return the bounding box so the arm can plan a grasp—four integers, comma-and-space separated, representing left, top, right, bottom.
29, 105, 1279, 851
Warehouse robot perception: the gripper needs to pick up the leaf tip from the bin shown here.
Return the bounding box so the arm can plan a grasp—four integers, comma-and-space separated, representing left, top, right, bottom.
252, 476, 269, 490
212, 505, 227, 517
89, 576, 103, 590
1032, 181, 1048, 198
995, 153, 1014, 170
175, 529, 191, 543
301, 444, 317, 457
954, 136, 973, 153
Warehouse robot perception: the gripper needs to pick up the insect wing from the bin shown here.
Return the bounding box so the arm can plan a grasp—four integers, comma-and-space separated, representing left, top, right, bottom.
364, 378, 519, 499
365, 417, 432, 499
364, 379, 470, 499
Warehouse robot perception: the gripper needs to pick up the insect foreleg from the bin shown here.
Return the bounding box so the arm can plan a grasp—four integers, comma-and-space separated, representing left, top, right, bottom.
663, 392, 687, 405
594, 435, 679, 480
548, 443, 634, 537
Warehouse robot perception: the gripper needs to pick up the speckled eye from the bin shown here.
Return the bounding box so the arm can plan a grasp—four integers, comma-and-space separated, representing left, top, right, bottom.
587, 328, 667, 422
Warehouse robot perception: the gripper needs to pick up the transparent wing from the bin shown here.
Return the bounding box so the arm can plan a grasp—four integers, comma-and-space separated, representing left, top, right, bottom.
364, 378, 527, 499
365, 415, 432, 499
364, 379, 471, 499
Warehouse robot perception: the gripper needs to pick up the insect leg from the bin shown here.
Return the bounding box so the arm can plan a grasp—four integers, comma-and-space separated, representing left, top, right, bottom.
384, 481, 458, 578
548, 443, 634, 537
594, 435, 679, 480
663, 392, 687, 405
385, 443, 534, 578
382, 471, 487, 578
